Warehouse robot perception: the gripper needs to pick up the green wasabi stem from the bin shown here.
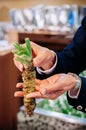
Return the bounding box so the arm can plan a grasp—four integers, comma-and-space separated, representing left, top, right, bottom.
12, 38, 32, 68
12, 38, 36, 116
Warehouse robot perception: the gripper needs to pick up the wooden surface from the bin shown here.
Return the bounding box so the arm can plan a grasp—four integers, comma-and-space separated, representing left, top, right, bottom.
0, 52, 21, 130
7, 30, 73, 51
0, 0, 85, 9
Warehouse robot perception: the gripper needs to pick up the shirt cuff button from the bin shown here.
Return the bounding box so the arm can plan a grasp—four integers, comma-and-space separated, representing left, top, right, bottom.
85, 108, 86, 112
76, 105, 83, 110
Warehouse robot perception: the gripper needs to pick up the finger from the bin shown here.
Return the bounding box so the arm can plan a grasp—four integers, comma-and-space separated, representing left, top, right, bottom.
26, 91, 43, 98
35, 79, 49, 91
30, 41, 41, 58
35, 79, 41, 85
33, 55, 45, 67
30, 41, 41, 52
18, 64, 23, 72
14, 91, 24, 97
13, 57, 23, 72
34, 79, 42, 91
42, 90, 64, 100
33, 50, 47, 67
46, 74, 74, 93
40, 74, 66, 94
40, 82, 62, 95
16, 83, 23, 88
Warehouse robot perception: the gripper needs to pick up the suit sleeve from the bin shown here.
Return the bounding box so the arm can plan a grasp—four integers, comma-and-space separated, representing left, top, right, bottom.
53, 17, 86, 75
67, 76, 86, 112
54, 17, 86, 112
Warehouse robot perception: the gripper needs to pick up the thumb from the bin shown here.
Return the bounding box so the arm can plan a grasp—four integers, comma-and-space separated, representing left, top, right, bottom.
40, 88, 46, 95
33, 57, 38, 67
33, 56, 43, 67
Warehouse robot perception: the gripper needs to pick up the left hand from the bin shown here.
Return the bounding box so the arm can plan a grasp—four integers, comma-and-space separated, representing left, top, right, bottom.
13, 41, 56, 72
14, 73, 76, 100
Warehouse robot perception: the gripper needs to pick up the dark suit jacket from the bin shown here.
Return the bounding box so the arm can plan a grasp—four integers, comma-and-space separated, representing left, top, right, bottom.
37, 16, 86, 113
53, 16, 86, 113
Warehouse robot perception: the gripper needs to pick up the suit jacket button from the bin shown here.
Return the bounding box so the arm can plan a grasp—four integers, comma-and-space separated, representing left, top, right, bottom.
76, 105, 82, 110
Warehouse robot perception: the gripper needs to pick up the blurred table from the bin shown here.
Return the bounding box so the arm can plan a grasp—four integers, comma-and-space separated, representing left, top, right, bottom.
0, 51, 21, 130
7, 30, 74, 51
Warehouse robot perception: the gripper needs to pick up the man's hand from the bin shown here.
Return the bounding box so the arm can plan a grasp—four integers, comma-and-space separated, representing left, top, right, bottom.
14, 73, 76, 100
13, 41, 56, 71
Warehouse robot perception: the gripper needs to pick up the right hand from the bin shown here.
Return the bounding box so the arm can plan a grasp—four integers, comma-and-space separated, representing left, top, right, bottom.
14, 73, 76, 100
13, 41, 56, 71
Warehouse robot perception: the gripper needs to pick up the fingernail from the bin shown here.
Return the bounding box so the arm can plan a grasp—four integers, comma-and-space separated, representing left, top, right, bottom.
26, 96, 30, 99
19, 64, 23, 71
26, 94, 30, 98
16, 84, 19, 88
14, 92, 17, 97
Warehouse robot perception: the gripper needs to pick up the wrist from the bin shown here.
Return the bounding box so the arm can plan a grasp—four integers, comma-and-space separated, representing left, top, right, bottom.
68, 72, 81, 99
36, 51, 57, 75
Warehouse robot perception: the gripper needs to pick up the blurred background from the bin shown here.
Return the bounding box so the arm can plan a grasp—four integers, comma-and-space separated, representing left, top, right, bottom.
0, 0, 86, 130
